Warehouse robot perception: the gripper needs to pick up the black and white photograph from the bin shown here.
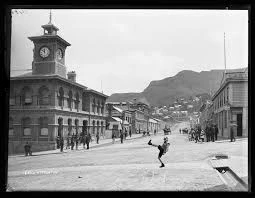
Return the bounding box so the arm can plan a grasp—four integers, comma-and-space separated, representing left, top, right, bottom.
7, 8, 248, 191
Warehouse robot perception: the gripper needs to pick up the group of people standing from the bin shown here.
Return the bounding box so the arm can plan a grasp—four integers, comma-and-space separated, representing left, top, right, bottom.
56, 132, 92, 152
112, 128, 133, 144
187, 123, 219, 143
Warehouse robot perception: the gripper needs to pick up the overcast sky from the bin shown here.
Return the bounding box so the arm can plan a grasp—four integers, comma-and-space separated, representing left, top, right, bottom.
11, 9, 248, 96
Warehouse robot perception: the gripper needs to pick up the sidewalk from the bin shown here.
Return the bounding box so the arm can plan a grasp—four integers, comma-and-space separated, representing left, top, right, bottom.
9, 133, 147, 157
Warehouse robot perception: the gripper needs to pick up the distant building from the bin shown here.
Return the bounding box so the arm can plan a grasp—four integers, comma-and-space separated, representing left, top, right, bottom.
211, 68, 248, 138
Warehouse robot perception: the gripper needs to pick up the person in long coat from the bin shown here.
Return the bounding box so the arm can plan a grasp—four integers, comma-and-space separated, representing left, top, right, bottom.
211, 124, 215, 142
86, 133, 91, 149
71, 133, 75, 150
230, 121, 236, 142
60, 137, 64, 152
120, 130, 124, 143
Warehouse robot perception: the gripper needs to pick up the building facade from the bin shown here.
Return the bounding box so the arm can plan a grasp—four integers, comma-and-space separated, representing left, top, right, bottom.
211, 68, 248, 138
9, 16, 108, 154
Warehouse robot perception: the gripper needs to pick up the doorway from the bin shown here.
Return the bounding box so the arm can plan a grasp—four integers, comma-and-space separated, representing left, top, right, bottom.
237, 114, 243, 136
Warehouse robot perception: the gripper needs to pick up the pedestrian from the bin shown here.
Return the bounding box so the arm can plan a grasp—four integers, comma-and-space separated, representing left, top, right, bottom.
230, 121, 236, 142
200, 130, 205, 142
120, 130, 124, 144
60, 137, 64, 152
24, 142, 32, 156
56, 136, 60, 149
96, 133, 99, 144
71, 133, 75, 150
195, 129, 200, 143
148, 137, 170, 168
66, 135, 70, 149
125, 128, 128, 139
211, 124, 215, 142
215, 124, 219, 141
129, 128, 132, 138
154, 129, 156, 136
179, 128, 181, 134
111, 131, 116, 144
75, 133, 79, 150
82, 133, 86, 149
205, 124, 210, 142
86, 133, 91, 149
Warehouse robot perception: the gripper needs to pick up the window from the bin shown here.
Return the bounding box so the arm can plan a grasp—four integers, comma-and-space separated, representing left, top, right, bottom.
39, 86, 50, 105
9, 117, 14, 136
97, 101, 100, 114
227, 87, 229, 102
68, 90, 73, 109
93, 98, 96, 113
22, 117, 31, 136
101, 102, 104, 114
39, 117, 48, 136
58, 87, 64, 107
22, 86, 33, 105
75, 92, 79, 110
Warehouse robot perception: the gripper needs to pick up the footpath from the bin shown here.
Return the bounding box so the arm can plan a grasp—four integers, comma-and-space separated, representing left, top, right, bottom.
9, 132, 155, 158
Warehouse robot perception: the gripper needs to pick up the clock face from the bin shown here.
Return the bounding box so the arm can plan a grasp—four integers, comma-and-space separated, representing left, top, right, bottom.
56, 49, 63, 60
40, 47, 50, 58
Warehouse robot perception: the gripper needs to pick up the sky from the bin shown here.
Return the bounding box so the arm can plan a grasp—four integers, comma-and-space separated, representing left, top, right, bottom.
11, 9, 248, 96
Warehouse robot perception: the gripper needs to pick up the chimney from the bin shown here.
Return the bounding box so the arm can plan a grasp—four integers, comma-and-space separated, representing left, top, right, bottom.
67, 71, 76, 82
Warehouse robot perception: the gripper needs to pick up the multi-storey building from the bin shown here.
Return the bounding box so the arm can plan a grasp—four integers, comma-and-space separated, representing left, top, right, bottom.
9, 15, 108, 154
211, 68, 248, 138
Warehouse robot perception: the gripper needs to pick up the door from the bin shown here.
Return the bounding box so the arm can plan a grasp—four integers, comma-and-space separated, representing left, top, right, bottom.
237, 114, 242, 136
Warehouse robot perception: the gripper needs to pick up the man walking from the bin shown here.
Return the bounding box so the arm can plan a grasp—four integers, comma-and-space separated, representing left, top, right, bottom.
96, 133, 100, 144
71, 133, 75, 150
24, 142, 32, 156
120, 129, 124, 144
148, 137, 170, 168
112, 131, 116, 144
230, 121, 236, 142
129, 128, 132, 138
60, 137, 64, 152
86, 133, 91, 149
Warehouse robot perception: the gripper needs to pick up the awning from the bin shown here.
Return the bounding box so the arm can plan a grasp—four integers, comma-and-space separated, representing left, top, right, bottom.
113, 106, 123, 113
112, 117, 122, 123
149, 119, 158, 124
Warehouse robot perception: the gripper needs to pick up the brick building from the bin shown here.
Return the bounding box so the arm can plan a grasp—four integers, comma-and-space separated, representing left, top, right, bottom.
211, 68, 248, 138
9, 15, 108, 154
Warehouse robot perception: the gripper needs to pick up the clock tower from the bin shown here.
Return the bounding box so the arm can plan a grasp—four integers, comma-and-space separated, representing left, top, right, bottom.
28, 11, 71, 78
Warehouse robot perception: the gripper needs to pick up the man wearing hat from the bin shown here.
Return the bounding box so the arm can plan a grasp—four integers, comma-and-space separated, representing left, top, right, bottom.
148, 137, 170, 168
230, 120, 237, 142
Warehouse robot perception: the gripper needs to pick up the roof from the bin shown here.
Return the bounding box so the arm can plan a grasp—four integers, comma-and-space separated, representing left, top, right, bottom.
113, 106, 123, 113
11, 73, 88, 90
28, 35, 71, 46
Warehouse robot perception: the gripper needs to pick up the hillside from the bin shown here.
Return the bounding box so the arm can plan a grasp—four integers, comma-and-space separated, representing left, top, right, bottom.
106, 68, 247, 107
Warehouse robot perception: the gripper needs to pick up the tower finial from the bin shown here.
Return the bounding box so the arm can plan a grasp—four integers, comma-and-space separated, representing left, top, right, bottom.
49, 9, 52, 24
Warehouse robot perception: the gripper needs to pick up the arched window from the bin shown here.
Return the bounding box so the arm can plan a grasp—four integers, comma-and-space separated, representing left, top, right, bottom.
68, 118, 72, 135
58, 87, 64, 107
97, 120, 100, 134
101, 102, 104, 114
39, 86, 50, 105
22, 117, 31, 136
83, 120, 88, 134
75, 92, 79, 110
75, 119, 79, 134
22, 86, 33, 105
9, 117, 14, 136
82, 92, 86, 111
93, 98, 96, 113
68, 90, 73, 109
39, 117, 48, 136
92, 120, 95, 134
101, 121, 104, 135
97, 101, 100, 114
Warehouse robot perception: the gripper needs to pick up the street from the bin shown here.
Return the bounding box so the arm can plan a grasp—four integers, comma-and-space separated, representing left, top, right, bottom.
7, 122, 248, 191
